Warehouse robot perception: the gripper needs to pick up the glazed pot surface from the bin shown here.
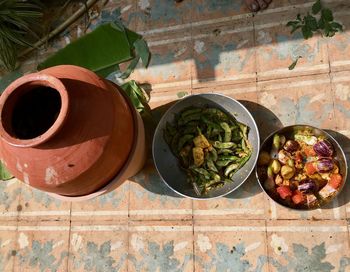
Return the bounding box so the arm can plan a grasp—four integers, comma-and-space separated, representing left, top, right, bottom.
0, 65, 134, 196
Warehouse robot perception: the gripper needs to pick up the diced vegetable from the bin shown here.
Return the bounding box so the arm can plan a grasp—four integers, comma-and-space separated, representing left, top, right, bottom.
281, 165, 295, 179
193, 147, 204, 167
270, 160, 281, 174
277, 186, 292, 199
305, 162, 317, 175
294, 134, 318, 145
193, 134, 210, 149
329, 173, 342, 189
316, 158, 334, 173
292, 190, 305, 205
298, 180, 317, 193
303, 146, 317, 157
318, 184, 337, 199
313, 139, 333, 157
284, 140, 300, 153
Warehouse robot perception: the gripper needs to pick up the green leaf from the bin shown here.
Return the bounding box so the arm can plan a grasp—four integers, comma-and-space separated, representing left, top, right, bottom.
134, 39, 150, 68
312, 0, 322, 15
38, 23, 134, 74
291, 25, 302, 34
121, 80, 149, 113
321, 8, 333, 22
305, 14, 318, 31
286, 21, 299, 27
318, 17, 325, 29
177, 91, 188, 98
0, 161, 13, 180
330, 21, 343, 31
120, 56, 140, 79
97, 64, 121, 78
302, 25, 313, 39
288, 56, 302, 70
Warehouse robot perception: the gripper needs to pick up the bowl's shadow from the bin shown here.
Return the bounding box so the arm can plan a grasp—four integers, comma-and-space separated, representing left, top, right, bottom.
130, 99, 284, 200
321, 130, 350, 209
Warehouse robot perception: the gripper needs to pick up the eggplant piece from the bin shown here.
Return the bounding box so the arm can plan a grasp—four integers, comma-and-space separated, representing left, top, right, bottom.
318, 184, 337, 199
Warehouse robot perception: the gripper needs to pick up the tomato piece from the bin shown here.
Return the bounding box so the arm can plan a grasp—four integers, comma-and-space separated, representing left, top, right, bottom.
276, 186, 292, 199
329, 173, 342, 189
305, 162, 317, 175
292, 190, 305, 205
304, 146, 316, 157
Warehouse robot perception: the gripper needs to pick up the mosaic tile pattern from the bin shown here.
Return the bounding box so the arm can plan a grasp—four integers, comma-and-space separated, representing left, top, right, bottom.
0, 0, 350, 271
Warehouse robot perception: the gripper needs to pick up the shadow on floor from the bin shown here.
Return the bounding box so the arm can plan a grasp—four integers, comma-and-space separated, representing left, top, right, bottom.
130, 99, 283, 200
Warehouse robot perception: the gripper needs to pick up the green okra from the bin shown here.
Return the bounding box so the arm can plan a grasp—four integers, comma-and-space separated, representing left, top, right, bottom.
213, 141, 236, 149
220, 122, 232, 142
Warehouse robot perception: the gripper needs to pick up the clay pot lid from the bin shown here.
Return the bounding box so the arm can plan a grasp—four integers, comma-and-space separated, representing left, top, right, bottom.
0, 73, 69, 147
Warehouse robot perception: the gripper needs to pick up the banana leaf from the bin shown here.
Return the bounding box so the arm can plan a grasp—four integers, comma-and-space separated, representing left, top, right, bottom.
37, 22, 143, 77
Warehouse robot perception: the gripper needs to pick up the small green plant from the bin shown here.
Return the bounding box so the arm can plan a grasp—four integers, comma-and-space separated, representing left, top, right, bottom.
286, 0, 343, 69
0, 0, 42, 71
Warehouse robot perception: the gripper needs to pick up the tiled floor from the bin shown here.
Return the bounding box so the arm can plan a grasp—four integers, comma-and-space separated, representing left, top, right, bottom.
0, 0, 350, 271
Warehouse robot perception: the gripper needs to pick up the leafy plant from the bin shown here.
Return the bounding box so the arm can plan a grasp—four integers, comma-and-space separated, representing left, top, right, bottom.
38, 21, 150, 79
286, 0, 343, 69
0, 0, 42, 71
287, 0, 343, 39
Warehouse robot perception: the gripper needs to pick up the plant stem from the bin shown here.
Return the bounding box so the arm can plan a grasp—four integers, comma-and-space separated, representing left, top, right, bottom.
19, 0, 100, 59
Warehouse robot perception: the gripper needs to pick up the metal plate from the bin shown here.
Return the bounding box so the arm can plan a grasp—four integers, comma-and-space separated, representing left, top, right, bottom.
256, 125, 348, 210
152, 93, 260, 199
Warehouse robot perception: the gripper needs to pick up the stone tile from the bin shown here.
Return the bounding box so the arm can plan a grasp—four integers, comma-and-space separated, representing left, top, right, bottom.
128, 220, 194, 272
130, 31, 193, 90
102, 0, 138, 29
193, 174, 268, 220
71, 181, 129, 222
129, 161, 193, 220
148, 88, 191, 109
134, 0, 193, 33
191, 19, 256, 88
331, 71, 350, 132
18, 184, 71, 222
0, 178, 21, 221
0, 221, 17, 272
193, 219, 268, 271
330, 71, 350, 219
325, 1, 350, 72
13, 221, 70, 272
68, 220, 128, 272
257, 74, 334, 138
254, 6, 329, 81
191, 0, 251, 23
266, 196, 346, 220
266, 220, 350, 272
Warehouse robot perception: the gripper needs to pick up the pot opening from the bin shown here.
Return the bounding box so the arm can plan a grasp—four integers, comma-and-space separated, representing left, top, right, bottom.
2, 85, 62, 140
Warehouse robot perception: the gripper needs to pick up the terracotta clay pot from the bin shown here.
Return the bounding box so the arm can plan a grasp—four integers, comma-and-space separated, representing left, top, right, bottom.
0, 65, 145, 196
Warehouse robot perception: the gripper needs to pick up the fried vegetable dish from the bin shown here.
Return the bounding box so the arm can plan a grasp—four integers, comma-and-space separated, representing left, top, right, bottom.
164, 107, 252, 196
258, 129, 344, 209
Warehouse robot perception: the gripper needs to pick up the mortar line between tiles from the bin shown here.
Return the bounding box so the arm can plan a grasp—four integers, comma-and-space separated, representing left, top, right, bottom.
264, 220, 271, 272
66, 202, 72, 272
127, 216, 130, 272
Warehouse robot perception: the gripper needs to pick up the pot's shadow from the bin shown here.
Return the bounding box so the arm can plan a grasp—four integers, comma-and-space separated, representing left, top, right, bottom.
130, 99, 284, 200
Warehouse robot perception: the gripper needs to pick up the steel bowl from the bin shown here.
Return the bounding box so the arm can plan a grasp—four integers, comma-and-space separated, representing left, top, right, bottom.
152, 93, 260, 199
256, 125, 348, 210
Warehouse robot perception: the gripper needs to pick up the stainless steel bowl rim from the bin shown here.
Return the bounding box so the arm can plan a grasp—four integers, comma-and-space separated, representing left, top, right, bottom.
255, 124, 348, 210
152, 93, 260, 200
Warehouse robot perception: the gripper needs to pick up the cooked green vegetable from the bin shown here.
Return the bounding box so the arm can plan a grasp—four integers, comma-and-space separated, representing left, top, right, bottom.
164, 106, 252, 195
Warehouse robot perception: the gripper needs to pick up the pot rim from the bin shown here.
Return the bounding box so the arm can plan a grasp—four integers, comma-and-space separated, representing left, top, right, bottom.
0, 73, 69, 147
